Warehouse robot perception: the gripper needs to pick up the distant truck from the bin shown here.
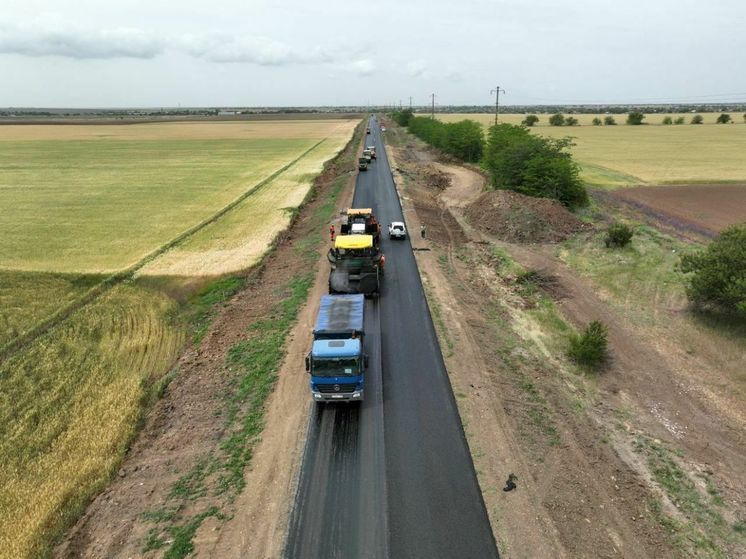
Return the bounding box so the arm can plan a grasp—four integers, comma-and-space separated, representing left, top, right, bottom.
362, 149, 372, 163
306, 294, 367, 402
328, 234, 383, 296
366, 146, 377, 159
366, 127, 371, 134
358, 157, 368, 171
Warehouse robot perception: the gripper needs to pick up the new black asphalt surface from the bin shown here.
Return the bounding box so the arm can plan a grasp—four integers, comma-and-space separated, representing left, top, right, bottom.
285, 119, 498, 559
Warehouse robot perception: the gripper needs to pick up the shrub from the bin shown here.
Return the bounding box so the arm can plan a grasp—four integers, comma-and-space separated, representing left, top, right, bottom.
679, 224, 746, 317
565, 116, 579, 126
592, 117, 602, 126
662, 116, 673, 125
627, 111, 645, 125
522, 114, 539, 127
604, 223, 634, 247
549, 113, 565, 126
674, 116, 685, 125
483, 123, 588, 209
691, 114, 704, 124
604, 115, 616, 125
716, 113, 732, 124
568, 320, 608, 368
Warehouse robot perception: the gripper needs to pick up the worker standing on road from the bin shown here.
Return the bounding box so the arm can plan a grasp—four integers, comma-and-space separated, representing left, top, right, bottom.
330, 224, 336, 242
420, 224, 426, 239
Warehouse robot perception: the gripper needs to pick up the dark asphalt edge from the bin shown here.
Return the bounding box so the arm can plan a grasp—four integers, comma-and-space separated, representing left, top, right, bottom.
377, 127, 500, 558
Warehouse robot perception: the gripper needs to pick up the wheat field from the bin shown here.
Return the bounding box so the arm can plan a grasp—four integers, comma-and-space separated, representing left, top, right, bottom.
432, 113, 746, 187
0, 118, 358, 557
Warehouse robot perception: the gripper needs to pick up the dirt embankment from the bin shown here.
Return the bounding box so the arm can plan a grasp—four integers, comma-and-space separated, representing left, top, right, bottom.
55, 126, 362, 558
465, 189, 589, 243
385, 122, 745, 558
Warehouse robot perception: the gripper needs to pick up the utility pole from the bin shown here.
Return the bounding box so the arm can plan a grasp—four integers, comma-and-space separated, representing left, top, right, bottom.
430, 93, 436, 119
490, 86, 506, 125
409, 96, 413, 110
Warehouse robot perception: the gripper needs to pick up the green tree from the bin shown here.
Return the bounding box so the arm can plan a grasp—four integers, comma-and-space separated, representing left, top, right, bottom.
445, 119, 485, 162
407, 116, 484, 162
680, 224, 746, 317
482, 123, 588, 209
662, 116, 673, 125
674, 116, 686, 125
604, 115, 616, 125
691, 114, 704, 124
392, 109, 414, 126
549, 113, 565, 126
565, 116, 579, 126
627, 111, 645, 125
522, 114, 539, 127
592, 117, 602, 126
716, 113, 732, 124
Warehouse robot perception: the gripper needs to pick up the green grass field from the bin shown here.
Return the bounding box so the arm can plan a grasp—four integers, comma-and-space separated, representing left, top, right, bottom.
0, 119, 358, 557
432, 113, 746, 187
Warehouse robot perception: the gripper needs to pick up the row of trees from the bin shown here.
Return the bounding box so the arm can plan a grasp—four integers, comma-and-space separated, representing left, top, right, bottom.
526, 112, 745, 126
393, 111, 485, 162
391, 111, 588, 209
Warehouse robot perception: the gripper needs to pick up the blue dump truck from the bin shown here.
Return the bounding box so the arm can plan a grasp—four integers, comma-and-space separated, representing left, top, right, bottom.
305, 294, 367, 402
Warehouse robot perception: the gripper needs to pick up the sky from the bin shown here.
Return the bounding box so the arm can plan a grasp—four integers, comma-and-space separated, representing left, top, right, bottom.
1, 0, 745, 107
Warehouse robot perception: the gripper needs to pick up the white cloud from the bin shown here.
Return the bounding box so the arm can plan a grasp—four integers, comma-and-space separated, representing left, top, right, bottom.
0, 20, 163, 59
347, 59, 376, 76
0, 18, 376, 77
180, 33, 336, 66
407, 59, 428, 78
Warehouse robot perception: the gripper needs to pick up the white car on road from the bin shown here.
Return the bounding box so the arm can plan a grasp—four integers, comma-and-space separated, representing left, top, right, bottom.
388, 221, 407, 240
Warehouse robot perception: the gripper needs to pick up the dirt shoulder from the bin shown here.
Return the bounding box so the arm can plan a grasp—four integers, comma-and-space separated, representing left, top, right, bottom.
55, 124, 363, 558
385, 123, 744, 558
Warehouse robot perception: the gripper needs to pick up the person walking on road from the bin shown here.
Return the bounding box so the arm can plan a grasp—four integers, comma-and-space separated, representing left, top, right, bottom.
420, 224, 426, 239
330, 224, 336, 242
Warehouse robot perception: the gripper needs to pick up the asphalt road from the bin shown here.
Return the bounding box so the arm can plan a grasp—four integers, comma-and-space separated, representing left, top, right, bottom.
285, 118, 498, 559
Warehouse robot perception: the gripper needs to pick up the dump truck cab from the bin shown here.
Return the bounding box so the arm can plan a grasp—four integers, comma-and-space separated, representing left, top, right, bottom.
306, 294, 367, 402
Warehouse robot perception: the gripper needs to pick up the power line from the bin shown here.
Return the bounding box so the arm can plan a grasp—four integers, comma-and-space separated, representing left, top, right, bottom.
490, 86, 506, 125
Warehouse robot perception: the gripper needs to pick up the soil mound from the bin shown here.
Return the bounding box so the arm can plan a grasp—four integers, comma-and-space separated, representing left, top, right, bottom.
465, 190, 587, 243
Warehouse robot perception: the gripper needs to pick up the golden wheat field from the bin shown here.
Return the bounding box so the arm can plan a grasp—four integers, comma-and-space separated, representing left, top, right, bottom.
432, 113, 746, 187
0, 117, 358, 557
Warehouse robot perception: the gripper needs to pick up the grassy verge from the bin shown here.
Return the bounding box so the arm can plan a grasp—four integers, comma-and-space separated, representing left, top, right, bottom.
631, 435, 745, 557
